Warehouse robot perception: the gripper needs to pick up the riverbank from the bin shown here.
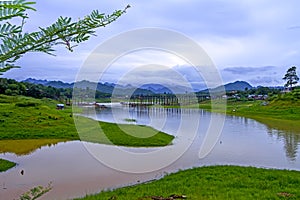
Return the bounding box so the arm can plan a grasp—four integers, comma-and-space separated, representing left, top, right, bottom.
197, 99, 300, 133
77, 165, 300, 200
161, 96, 300, 132
0, 94, 173, 146
0, 95, 174, 171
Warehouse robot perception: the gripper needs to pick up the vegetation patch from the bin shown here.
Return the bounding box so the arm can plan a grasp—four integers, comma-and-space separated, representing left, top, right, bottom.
197, 89, 300, 122
19, 182, 52, 200
77, 165, 300, 200
0, 158, 16, 172
124, 118, 137, 122
15, 101, 40, 107
0, 95, 174, 148
101, 121, 173, 146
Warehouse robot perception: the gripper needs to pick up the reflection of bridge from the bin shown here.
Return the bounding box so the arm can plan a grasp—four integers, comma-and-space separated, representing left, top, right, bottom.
120, 94, 210, 106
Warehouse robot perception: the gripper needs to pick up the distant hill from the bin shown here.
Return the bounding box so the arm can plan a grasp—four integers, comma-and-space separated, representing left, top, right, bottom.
139, 84, 173, 94
199, 81, 253, 93
23, 78, 154, 96
23, 79, 253, 95
24, 78, 50, 85
224, 81, 252, 91
24, 78, 73, 88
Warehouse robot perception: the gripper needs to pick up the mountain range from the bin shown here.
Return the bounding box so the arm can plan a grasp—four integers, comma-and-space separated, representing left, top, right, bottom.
23, 78, 253, 95
200, 81, 253, 93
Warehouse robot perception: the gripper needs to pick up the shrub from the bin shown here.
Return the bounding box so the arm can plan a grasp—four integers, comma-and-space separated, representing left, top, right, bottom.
15, 102, 40, 107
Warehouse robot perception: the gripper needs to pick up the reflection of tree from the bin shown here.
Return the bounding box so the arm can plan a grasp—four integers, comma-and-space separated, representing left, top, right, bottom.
267, 128, 300, 161
284, 132, 300, 161
257, 117, 300, 161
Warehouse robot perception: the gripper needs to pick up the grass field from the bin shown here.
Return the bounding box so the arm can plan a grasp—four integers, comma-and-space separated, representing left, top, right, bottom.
0, 95, 174, 172
0, 94, 174, 146
0, 158, 16, 172
197, 98, 300, 127
77, 165, 300, 200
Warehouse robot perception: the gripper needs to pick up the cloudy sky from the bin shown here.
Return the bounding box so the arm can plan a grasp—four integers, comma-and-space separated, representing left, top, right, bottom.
3, 0, 300, 88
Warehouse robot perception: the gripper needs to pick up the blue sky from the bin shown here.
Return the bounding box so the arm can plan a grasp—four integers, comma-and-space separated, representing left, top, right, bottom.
3, 0, 300, 87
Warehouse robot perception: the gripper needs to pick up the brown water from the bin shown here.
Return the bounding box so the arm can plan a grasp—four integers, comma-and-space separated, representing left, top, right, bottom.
0, 139, 67, 155
0, 107, 300, 199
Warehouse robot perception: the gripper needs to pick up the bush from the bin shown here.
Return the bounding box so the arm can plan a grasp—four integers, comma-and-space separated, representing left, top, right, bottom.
15, 102, 40, 107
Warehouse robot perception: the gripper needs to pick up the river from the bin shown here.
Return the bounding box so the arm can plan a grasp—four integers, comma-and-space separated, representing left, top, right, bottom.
0, 105, 299, 199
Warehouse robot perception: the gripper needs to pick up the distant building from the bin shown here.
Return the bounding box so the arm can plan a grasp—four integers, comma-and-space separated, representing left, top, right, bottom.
56, 104, 64, 110
247, 94, 268, 100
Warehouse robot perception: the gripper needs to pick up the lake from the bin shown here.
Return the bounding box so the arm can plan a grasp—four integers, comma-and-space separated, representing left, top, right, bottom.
0, 105, 300, 199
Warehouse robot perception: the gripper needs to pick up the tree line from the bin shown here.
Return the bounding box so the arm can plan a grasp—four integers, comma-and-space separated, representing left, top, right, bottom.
0, 78, 69, 99
0, 78, 111, 101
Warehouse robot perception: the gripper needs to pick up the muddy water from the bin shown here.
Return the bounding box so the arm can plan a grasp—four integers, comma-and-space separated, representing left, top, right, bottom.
0, 106, 300, 199
0, 139, 67, 155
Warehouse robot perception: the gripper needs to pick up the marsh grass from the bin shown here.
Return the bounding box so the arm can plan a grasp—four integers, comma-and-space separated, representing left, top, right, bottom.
0, 158, 16, 172
197, 99, 300, 125
77, 165, 300, 200
19, 182, 52, 200
100, 121, 173, 146
0, 95, 174, 147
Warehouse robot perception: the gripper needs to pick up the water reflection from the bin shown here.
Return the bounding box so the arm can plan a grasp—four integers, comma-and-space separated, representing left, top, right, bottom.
0, 139, 67, 155
251, 117, 300, 162
91, 106, 300, 162
219, 114, 300, 161
267, 129, 300, 161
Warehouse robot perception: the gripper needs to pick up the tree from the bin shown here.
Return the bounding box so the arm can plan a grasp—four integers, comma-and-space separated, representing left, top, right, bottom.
283, 66, 299, 89
0, 0, 130, 74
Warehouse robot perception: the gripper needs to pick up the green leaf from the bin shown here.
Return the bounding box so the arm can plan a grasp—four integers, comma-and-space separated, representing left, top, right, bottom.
0, 23, 20, 38
0, 2, 130, 74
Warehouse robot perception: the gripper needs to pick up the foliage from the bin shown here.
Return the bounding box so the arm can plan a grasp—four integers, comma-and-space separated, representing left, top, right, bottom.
283, 66, 299, 89
274, 88, 300, 102
19, 182, 52, 200
0, 158, 16, 172
77, 165, 300, 200
0, 0, 130, 74
0, 77, 62, 98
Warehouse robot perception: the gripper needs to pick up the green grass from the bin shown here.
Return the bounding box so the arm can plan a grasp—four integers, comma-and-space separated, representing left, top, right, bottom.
0, 95, 78, 140
224, 100, 300, 121
77, 165, 300, 200
0, 158, 16, 172
76, 117, 174, 147
0, 94, 174, 148
196, 98, 300, 136
198, 98, 300, 121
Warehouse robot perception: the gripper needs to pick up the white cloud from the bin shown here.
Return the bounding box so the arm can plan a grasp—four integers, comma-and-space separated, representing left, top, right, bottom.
3, 0, 300, 86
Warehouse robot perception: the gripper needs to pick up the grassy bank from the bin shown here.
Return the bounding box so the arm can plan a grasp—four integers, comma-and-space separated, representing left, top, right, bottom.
0, 158, 16, 172
223, 100, 300, 121
0, 94, 174, 147
197, 98, 300, 126
77, 165, 300, 200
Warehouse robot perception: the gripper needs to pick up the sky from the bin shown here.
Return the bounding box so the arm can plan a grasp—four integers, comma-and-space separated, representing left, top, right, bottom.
3, 0, 300, 88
